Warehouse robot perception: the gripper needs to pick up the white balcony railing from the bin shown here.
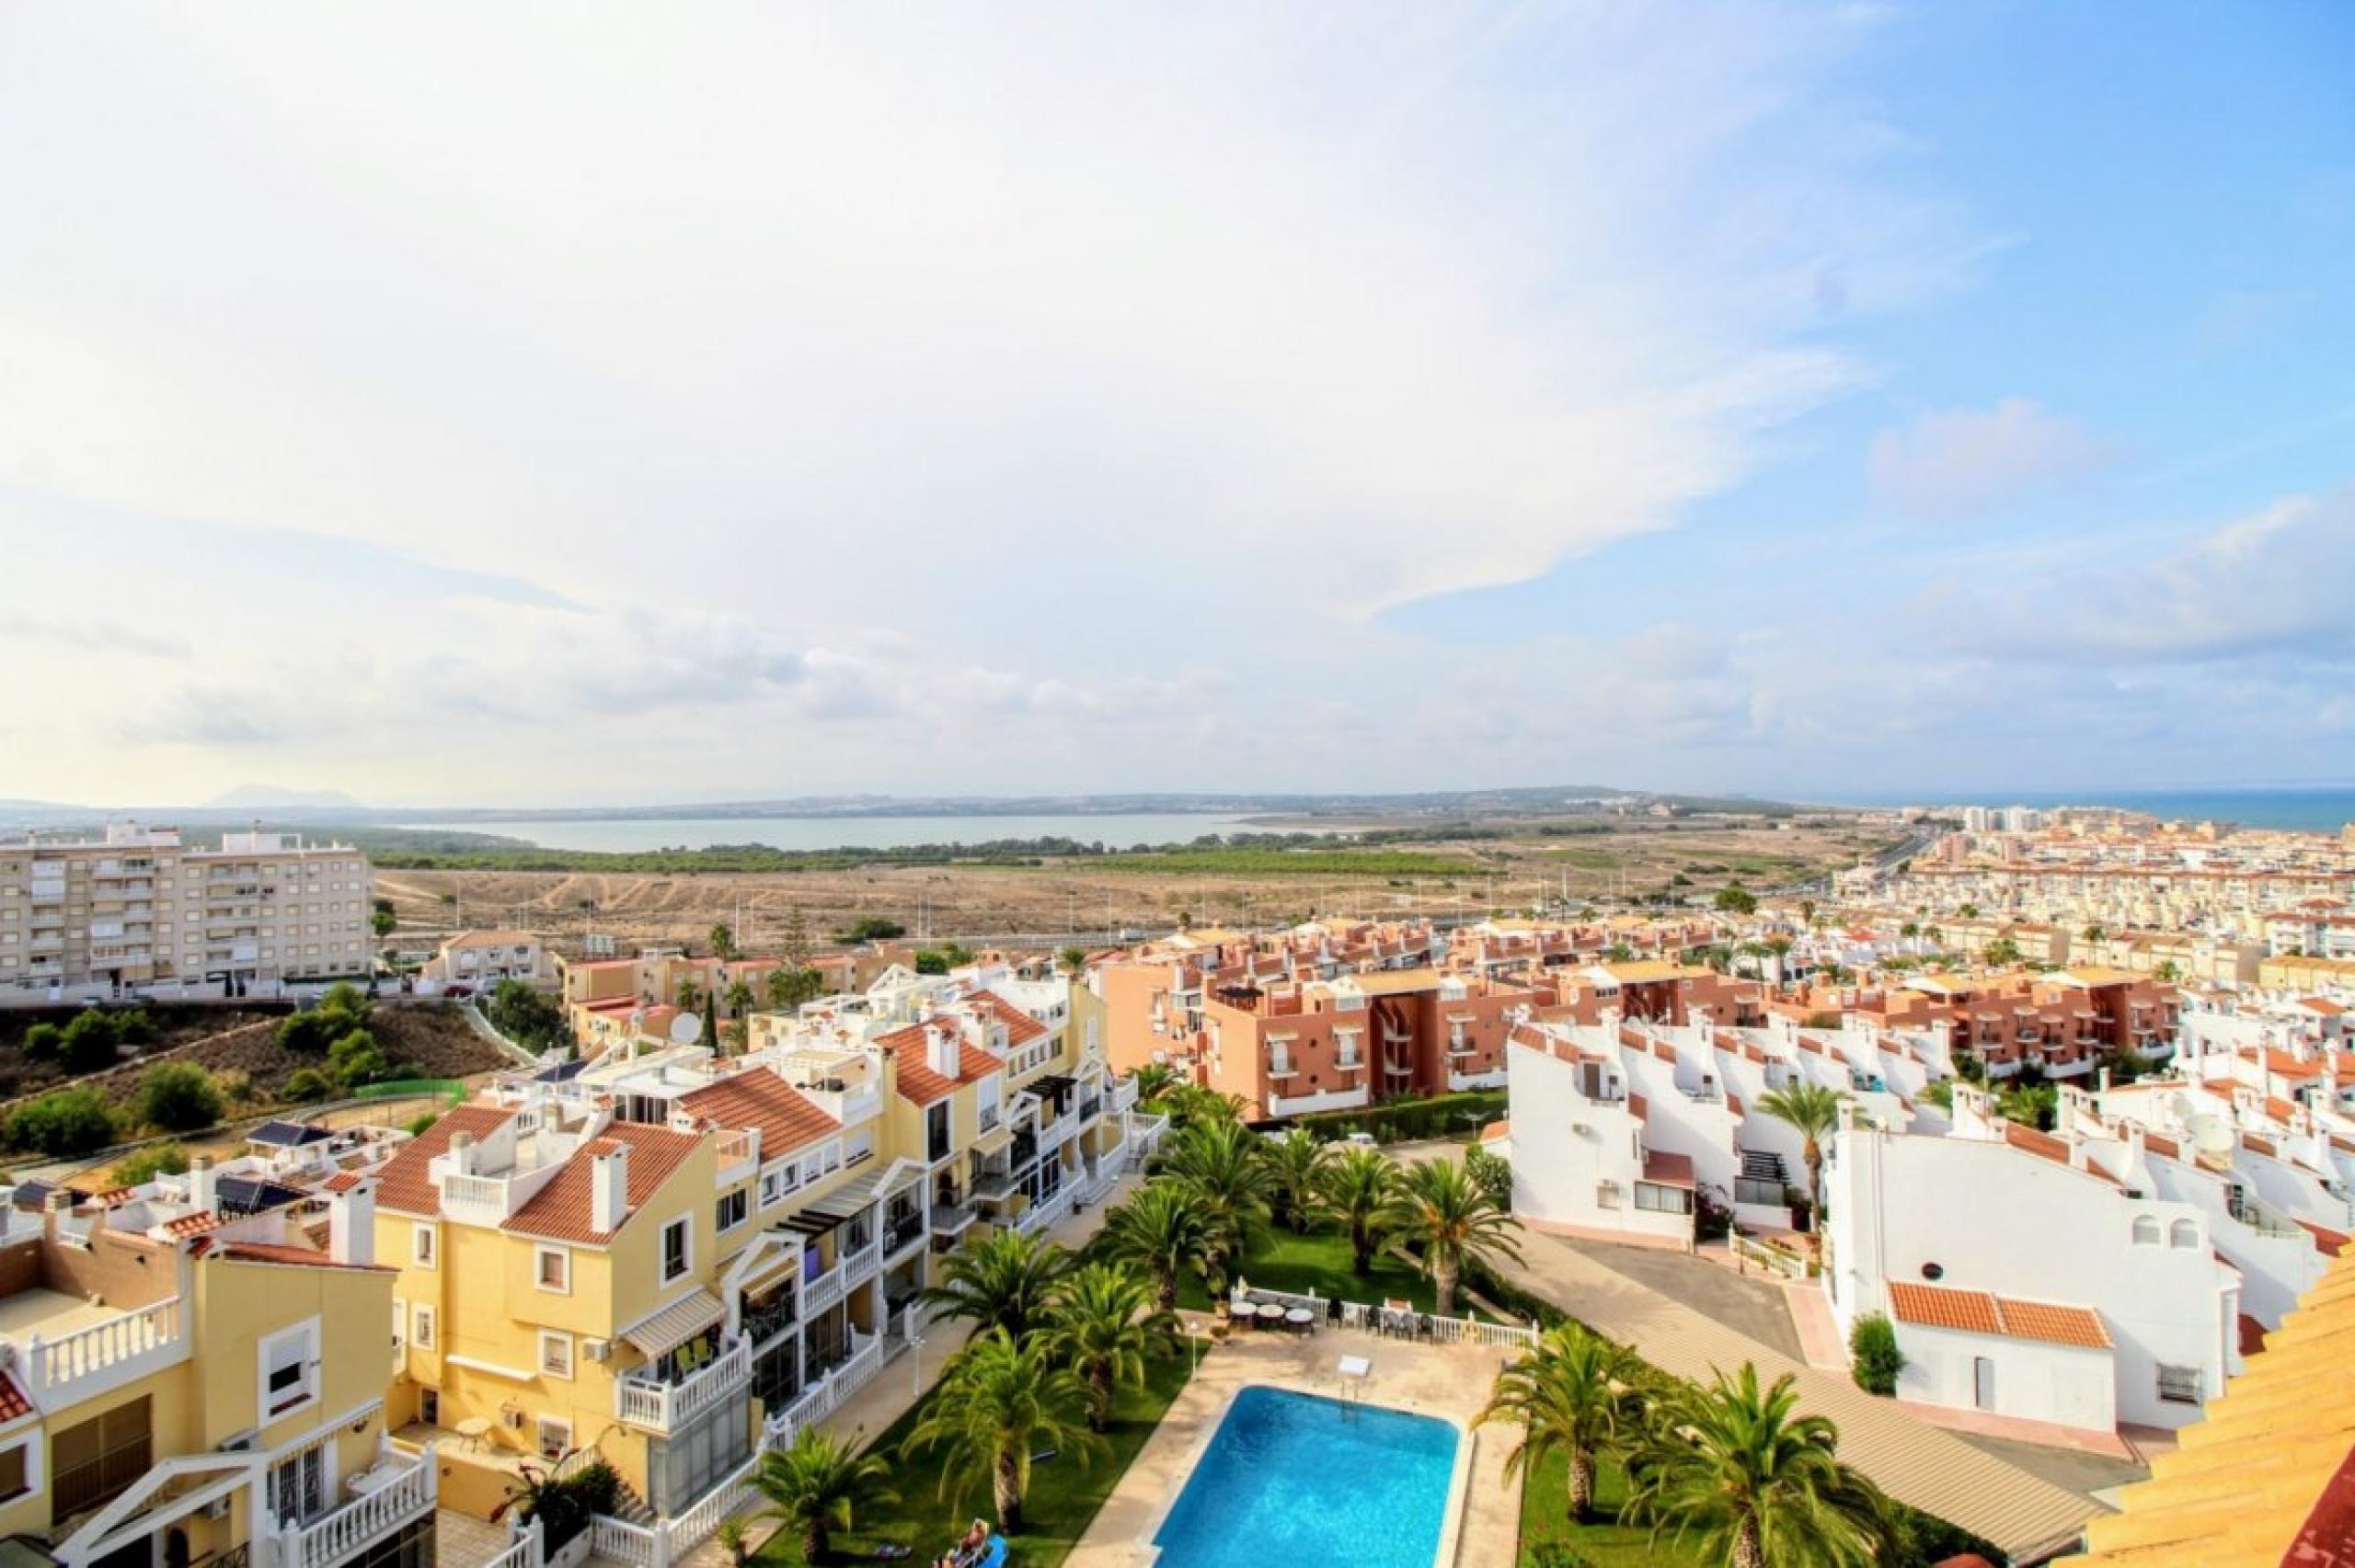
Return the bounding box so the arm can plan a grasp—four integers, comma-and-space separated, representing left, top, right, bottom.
1112, 1077, 1141, 1112
289, 1443, 437, 1568
614, 1337, 752, 1434
1014, 1184, 1076, 1236
804, 1258, 847, 1315
764, 1329, 887, 1446
17, 1296, 187, 1404
840, 1237, 881, 1289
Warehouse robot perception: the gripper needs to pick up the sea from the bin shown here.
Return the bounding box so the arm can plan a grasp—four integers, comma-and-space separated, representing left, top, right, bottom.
1832, 787, 2355, 833
400, 812, 1306, 853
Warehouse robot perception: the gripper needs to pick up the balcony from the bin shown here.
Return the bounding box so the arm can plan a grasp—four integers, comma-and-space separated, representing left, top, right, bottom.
930, 1202, 978, 1238
971, 1160, 1016, 1200
716, 1129, 759, 1185
615, 1336, 751, 1434
1077, 1095, 1102, 1124
13, 1296, 189, 1407
803, 1257, 847, 1315
1112, 1077, 1141, 1112
288, 1443, 437, 1568
882, 1210, 927, 1258
840, 1235, 881, 1288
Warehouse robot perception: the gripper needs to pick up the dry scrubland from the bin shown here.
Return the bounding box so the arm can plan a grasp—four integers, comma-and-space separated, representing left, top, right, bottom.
374, 819, 1890, 951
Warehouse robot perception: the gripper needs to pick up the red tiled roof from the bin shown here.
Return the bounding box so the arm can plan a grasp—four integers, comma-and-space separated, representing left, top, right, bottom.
375, 1104, 520, 1217
1642, 1149, 1696, 1187
322, 1171, 366, 1194
969, 992, 1049, 1047
1888, 1281, 2112, 1349
0, 1371, 31, 1425
679, 1070, 835, 1156
163, 1211, 224, 1239
501, 1121, 701, 1244
885, 1024, 1003, 1104
212, 1242, 392, 1272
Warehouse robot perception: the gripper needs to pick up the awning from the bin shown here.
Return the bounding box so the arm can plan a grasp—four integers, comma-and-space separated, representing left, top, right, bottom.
1641, 1150, 1697, 1189
803, 1161, 923, 1221
621, 1288, 725, 1356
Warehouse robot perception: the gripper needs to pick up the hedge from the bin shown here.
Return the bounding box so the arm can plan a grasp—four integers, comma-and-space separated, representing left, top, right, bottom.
1273, 1089, 1507, 1145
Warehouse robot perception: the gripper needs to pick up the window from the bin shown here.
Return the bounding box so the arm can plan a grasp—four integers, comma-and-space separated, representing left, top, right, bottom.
270, 1441, 327, 1527
411, 1304, 437, 1349
716, 1189, 748, 1233
412, 1223, 437, 1268
392, 1299, 407, 1355
760, 1162, 791, 1207
2131, 1216, 2161, 1246
259, 1319, 321, 1420
2169, 1219, 2200, 1250
538, 1331, 574, 1380
0, 1435, 35, 1503
1633, 1182, 1694, 1216
536, 1245, 571, 1293
2157, 1364, 2203, 1404
661, 1217, 692, 1284
537, 1415, 572, 1462
52, 1395, 151, 1516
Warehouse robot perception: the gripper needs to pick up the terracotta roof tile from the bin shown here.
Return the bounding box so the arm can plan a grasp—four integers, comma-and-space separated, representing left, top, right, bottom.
1889, 1280, 2002, 1335
376, 1104, 520, 1217
885, 1024, 1003, 1105
678, 1070, 836, 1157
1889, 1281, 2111, 1349
213, 1242, 392, 1272
0, 1372, 31, 1425
501, 1121, 701, 1245
968, 991, 1050, 1047
322, 1171, 367, 1194
163, 1211, 224, 1238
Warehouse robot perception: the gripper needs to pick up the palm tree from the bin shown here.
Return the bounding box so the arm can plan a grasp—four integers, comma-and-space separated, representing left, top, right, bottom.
1263, 1127, 1332, 1233
920, 1230, 1074, 1342
1045, 1262, 1178, 1430
1097, 1181, 1212, 1311
1161, 1083, 1246, 1129
1624, 1364, 1890, 1568
1318, 1145, 1403, 1275
1127, 1062, 1179, 1104
753, 1425, 898, 1564
1394, 1156, 1522, 1316
905, 1329, 1105, 1535
1757, 1082, 1844, 1217
674, 978, 704, 1014
1476, 1322, 1639, 1522
1162, 1118, 1271, 1294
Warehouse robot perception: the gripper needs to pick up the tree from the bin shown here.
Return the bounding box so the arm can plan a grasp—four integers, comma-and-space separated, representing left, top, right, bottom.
2080, 923, 2105, 943
1060, 945, 1088, 978
20, 1021, 63, 1062
708, 923, 738, 961
1603, 942, 1637, 963
6, 1088, 117, 1157
1715, 884, 1759, 915
1127, 1063, 1179, 1104
1395, 1155, 1523, 1316
904, 1329, 1105, 1535
1262, 1127, 1333, 1234
138, 1063, 224, 1133
1757, 1082, 1844, 1215
282, 1068, 333, 1103
487, 979, 572, 1052
1465, 1141, 1513, 1206
1318, 1145, 1405, 1275
1982, 937, 2023, 967
1045, 1262, 1178, 1431
943, 942, 976, 967
1957, 903, 1980, 920
835, 917, 905, 944
59, 1010, 132, 1074
913, 950, 949, 976
371, 898, 397, 938
2154, 959, 2181, 983
1476, 1322, 1638, 1522
920, 1230, 1075, 1342
1162, 1118, 1272, 1295
1624, 1364, 1890, 1568
1798, 899, 1818, 927
1848, 1313, 1904, 1397
753, 1425, 897, 1564
327, 1028, 391, 1086
724, 979, 755, 1022
674, 978, 704, 1014
1097, 1182, 1212, 1312
112, 1142, 191, 1186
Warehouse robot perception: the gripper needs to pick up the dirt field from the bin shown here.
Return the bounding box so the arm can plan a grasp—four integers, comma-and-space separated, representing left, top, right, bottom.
375, 818, 1896, 956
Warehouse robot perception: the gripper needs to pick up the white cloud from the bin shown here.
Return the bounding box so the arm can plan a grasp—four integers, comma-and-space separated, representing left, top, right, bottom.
1867, 397, 2113, 518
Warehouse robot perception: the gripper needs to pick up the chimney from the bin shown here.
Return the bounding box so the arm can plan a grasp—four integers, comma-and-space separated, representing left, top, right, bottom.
448, 1132, 476, 1176
927, 1023, 960, 1080
329, 1181, 376, 1266
189, 1154, 217, 1211
591, 1143, 630, 1233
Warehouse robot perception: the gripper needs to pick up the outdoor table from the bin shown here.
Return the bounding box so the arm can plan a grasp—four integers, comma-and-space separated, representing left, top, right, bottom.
454, 1417, 493, 1452
1284, 1307, 1315, 1334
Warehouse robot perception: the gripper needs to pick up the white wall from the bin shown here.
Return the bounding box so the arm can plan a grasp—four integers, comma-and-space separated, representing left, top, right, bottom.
1506, 1040, 1689, 1245
1894, 1323, 2117, 1433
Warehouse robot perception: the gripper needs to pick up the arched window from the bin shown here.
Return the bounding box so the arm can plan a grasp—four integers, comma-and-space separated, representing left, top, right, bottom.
2131, 1215, 2161, 1247
2170, 1219, 2200, 1250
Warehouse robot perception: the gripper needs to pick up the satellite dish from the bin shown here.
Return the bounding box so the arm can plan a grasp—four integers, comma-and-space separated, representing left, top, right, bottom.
2164, 1092, 2195, 1125
670, 1013, 705, 1047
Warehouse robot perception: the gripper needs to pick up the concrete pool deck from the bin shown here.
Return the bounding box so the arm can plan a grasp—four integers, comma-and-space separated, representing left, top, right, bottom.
1066, 1311, 1522, 1568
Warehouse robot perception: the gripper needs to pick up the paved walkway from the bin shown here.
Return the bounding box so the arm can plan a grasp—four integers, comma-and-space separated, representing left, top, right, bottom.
1067, 1315, 1522, 1568
1496, 1230, 2103, 1564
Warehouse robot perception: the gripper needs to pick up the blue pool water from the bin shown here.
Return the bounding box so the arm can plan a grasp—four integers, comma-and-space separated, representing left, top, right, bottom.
1151, 1386, 1460, 1568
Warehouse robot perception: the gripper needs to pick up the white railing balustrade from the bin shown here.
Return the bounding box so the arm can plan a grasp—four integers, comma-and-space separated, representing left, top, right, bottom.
482, 1519, 543, 1568
289, 1443, 436, 1568
1245, 1291, 1537, 1349
19, 1296, 186, 1402
589, 1515, 666, 1567
661, 1448, 764, 1556
614, 1337, 751, 1433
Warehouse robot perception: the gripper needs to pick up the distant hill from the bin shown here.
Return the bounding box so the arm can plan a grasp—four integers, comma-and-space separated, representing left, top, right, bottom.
203, 784, 364, 809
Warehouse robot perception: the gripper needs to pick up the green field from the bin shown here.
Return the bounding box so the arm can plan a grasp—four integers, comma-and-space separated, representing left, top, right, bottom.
754, 1352, 1193, 1567
1166, 1223, 1452, 1315
1087, 848, 1480, 877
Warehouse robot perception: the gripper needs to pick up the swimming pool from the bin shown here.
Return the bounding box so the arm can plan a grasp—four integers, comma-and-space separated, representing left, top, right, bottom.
1150, 1386, 1462, 1568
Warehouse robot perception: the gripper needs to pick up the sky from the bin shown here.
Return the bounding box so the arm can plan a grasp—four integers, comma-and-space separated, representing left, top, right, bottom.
1, 2, 2350, 808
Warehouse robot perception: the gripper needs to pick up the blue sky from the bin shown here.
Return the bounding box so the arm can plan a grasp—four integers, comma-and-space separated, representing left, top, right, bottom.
0, 2, 2349, 807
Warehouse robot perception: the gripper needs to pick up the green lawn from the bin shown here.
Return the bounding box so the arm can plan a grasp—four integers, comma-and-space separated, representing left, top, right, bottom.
1514, 1448, 1708, 1568
1167, 1223, 1445, 1315
753, 1351, 1193, 1568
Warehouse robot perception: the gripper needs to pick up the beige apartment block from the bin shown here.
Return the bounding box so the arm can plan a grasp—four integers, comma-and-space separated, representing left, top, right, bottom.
0, 823, 373, 1002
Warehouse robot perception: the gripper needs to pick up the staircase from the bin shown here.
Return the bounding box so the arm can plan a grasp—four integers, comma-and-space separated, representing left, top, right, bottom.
607, 1475, 658, 1528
